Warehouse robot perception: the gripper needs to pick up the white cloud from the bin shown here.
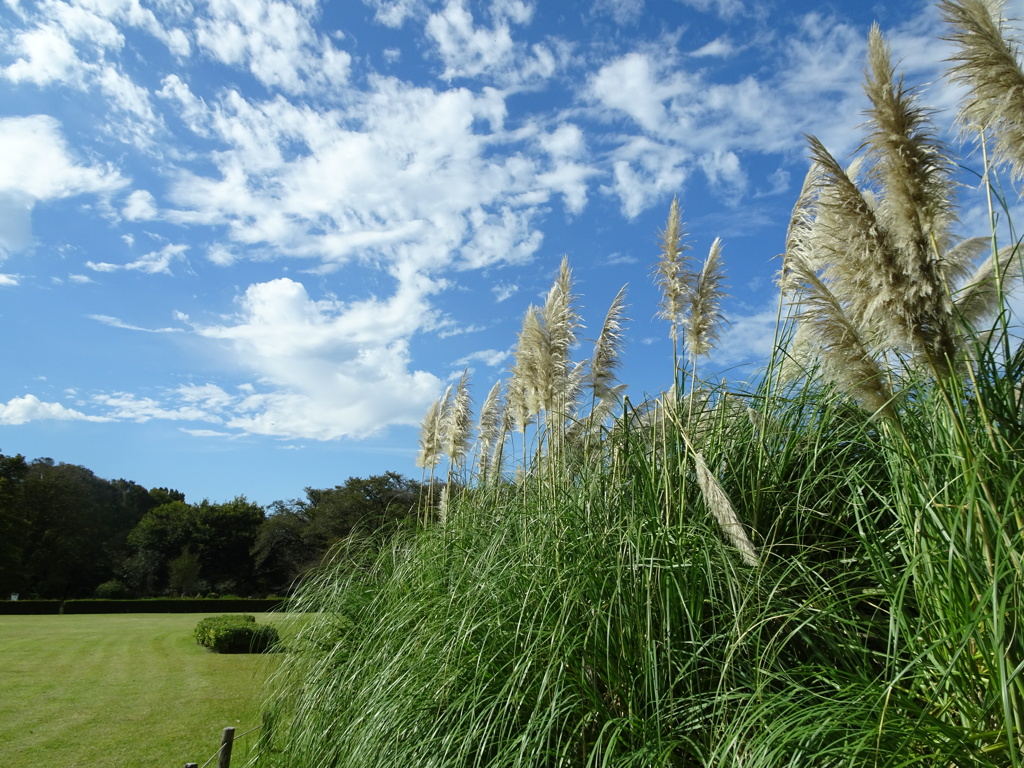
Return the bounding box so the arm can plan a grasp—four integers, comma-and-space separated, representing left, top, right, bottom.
699, 149, 747, 201
0, 394, 109, 424
88, 314, 183, 332
190, 277, 445, 439
86, 243, 188, 274
539, 123, 585, 159
675, 0, 745, 18
93, 392, 221, 423
0, 190, 33, 256
603, 137, 689, 218
0, 116, 127, 253
193, 0, 352, 94
425, 0, 558, 84
492, 282, 518, 302
427, 0, 516, 79
590, 52, 690, 133
454, 348, 509, 368
591, 0, 644, 25
364, 0, 425, 28
158, 77, 554, 272
711, 301, 782, 370
3, 24, 82, 85
123, 189, 157, 220
690, 35, 736, 58
0, 115, 127, 199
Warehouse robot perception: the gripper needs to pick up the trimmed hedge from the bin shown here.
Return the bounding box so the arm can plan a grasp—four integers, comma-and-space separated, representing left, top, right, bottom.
0, 600, 61, 615
0, 598, 287, 615
193, 614, 280, 654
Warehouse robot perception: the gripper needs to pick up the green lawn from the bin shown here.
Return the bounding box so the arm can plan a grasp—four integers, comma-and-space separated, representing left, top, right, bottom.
0, 613, 284, 768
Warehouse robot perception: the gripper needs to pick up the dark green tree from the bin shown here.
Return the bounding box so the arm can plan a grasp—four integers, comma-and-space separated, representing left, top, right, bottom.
125, 496, 265, 595
0, 451, 29, 596
252, 473, 425, 593
17, 459, 125, 598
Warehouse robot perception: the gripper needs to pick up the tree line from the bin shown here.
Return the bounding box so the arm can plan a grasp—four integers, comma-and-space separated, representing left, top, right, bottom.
0, 450, 428, 600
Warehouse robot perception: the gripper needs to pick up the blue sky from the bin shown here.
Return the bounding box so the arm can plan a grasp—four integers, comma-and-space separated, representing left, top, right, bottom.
0, 0, 1014, 505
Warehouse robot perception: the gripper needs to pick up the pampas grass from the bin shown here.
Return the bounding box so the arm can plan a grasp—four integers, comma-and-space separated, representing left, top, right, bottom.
255, 6, 1024, 767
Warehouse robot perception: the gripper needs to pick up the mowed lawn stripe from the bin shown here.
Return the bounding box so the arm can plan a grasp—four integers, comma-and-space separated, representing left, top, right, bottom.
0, 613, 282, 768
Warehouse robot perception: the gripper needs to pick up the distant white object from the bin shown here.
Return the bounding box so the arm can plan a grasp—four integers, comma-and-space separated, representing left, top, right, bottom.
10, 593, 18, 601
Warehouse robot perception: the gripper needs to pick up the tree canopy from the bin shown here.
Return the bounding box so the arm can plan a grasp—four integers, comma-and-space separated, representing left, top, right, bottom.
0, 449, 427, 599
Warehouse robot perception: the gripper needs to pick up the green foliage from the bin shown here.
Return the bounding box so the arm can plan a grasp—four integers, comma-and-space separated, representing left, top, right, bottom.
194, 614, 279, 654
251, 473, 425, 594
125, 496, 266, 596
93, 579, 129, 599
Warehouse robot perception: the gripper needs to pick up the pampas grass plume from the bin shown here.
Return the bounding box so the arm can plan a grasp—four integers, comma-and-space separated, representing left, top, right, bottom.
654, 197, 692, 348
685, 237, 728, 358
693, 451, 758, 567
943, 0, 1024, 181
444, 370, 472, 467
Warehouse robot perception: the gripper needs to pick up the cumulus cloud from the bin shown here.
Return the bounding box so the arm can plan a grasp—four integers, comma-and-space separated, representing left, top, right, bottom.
3, 24, 83, 85
191, 277, 445, 439
0, 115, 127, 200
582, 12, 915, 215
0, 394, 109, 424
157, 76, 560, 273
123, 189, 157, 220
0, 116, 127, 254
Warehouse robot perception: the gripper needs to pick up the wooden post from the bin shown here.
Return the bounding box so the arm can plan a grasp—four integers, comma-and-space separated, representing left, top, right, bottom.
217, 727, 235, 768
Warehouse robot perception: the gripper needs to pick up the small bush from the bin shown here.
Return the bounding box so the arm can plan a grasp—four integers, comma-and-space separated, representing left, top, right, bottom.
193, 614, 279, 654
94, 580, 129, 599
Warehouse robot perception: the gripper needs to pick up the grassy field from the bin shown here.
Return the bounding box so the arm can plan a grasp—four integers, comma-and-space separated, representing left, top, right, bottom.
0, 612, 283, 768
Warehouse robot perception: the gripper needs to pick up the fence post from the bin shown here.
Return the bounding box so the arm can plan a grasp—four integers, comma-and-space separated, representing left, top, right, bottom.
217, 727, 235, 768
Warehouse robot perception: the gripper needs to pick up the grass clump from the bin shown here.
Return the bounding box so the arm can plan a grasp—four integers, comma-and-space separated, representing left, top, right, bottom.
255, 3, 1024, 766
